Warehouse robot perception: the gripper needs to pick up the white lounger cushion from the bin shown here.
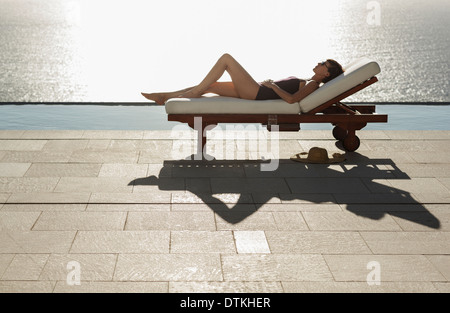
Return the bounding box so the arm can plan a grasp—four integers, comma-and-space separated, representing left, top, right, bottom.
165, 97, 298, 114
165, 57, 380, 115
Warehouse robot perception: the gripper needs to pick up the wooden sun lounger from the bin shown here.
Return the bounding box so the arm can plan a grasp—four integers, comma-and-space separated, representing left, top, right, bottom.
166, 58, 388, 155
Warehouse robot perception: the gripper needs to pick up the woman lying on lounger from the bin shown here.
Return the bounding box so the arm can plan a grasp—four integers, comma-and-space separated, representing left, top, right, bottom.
141, 53, 344, 105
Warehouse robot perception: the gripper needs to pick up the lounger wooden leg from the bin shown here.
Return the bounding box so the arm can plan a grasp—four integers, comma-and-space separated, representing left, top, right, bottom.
332, 125, 348, 141
342, 127, 361, 152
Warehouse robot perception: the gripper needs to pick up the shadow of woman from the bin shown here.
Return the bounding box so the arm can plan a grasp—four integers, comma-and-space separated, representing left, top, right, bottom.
129, 154, 440, 229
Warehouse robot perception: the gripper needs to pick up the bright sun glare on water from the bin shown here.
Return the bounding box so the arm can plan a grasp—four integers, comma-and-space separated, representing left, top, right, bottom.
66, 0, 343, 101
1, 0, 449, 103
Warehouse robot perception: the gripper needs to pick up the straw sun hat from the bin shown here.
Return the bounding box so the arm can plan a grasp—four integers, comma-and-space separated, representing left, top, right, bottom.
290, 147, 346, 164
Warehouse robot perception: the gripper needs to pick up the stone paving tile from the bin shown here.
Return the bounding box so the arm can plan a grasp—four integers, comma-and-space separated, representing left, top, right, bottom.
21, 130, 84, 139
1, 204, 86, 212
427, 255, 450, 281
0, 130, 25, 139
411, 152, 450, 164
144, 130, 186, 140
234, 231, 271, 253
393, 164, 450, 178
54, 281, 168, 293
299, 140, 370, 153
323, 255, 446, 282
360, 232, 450, 254
33, 212, 127, 231
0, 281, 56, 293
433, 283, 450, 293
0, 212, 41, 230
169, 281, 283, 293
107, 140, 143, 151
170, 231, 236, 254
385, 130, 450, 140
0, 140, 47, 151
132, 177, 185, 194
82, 130, 144, 140
413, 193, 450, 204
0, 177, 60, 193
210, 178, 291, 194
85, 140, 111, 150
25, 163, 101, 177
0, 254, 15, 277
364, 140, 437, 152
0, 131, 449, 293
0, 163, 31, 177
40, 254, 117, 281
70, 231, 170, 253
272, 212, 309, 230
222, 254, 333, 281
282, 281, 439, 293
277, 193, 337, 204
41, 139, 89, 151
1, 151, 73, 163
286, 178, 370, 194
302, 211, 402, 231
0, 193, 10, 204
349, 151, 417, 164
7, 192, 91, 204
185, 178, 212, 193
98, 164, 148, 177
90, 192, 171, 204
168, 162, 247, 179
265, 231, 371, 254
171, 203, 256, 212
114, 254, 222, 281
438, 178, 450, 191
171, 192, 253, 204
386, 178, 450, 195
0, 231, 76, 253
258, 203, 342, 212
87, 203, 170, 212
215, 211, 278, 231
1, 254, 49, 281
357, 131, 390, 140
54, 177, 133, 193
69, 151, 138, 163
125, 212, 215, 231
389, 208, 450, 231
334, 193, 420, 204
147, 164, 171, 177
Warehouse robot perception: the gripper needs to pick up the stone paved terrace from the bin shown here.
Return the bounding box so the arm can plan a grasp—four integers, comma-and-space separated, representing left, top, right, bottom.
0, 129, 449, 293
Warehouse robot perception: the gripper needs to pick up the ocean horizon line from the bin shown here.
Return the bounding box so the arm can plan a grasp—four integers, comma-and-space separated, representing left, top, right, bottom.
1, 101, 450, 106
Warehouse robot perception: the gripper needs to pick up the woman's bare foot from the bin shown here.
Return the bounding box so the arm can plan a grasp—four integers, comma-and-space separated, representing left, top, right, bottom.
141, 92, 167, 105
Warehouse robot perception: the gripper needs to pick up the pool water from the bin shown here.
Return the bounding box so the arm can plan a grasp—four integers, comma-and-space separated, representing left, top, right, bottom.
0, 104, 449, 130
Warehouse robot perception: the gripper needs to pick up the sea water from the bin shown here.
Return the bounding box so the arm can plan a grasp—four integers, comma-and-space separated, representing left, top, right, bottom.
0, 0, 449, 130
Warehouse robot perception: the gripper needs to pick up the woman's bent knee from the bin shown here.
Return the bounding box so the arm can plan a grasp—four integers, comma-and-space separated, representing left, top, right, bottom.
220, 53, 234, 62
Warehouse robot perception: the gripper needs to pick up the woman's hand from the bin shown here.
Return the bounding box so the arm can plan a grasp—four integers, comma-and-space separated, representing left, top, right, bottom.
261, 79, 275, 88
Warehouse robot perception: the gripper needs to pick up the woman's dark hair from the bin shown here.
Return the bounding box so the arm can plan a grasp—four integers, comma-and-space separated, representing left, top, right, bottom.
322, 59, 344, 83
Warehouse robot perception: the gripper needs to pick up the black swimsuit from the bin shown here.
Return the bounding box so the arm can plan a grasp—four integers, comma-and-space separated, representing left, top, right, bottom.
255, 76, 303, 100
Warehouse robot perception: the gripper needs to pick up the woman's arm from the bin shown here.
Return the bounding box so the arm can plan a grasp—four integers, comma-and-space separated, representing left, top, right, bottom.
261, 80, 319, 104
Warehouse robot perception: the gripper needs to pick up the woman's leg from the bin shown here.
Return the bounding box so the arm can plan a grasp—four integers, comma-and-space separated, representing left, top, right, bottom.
204, 82, 239, 98
182, 53, 260, 100
141, 86, 196, 105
